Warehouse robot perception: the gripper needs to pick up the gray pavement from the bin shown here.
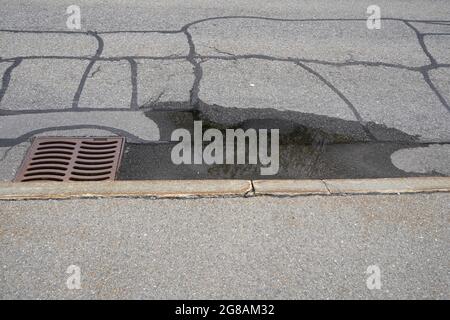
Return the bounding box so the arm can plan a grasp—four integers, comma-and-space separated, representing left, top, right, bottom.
1, 1, 450, 180
0, 193, 448, 299
1, 1, 450, 31
1, 1, 449, 300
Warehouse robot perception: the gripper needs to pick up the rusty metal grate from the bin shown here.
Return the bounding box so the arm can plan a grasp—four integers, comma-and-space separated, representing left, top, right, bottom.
14, 137, 125, 182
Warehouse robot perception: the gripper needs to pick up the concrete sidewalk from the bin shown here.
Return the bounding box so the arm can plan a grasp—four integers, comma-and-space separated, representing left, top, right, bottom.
0, 193, 448, 299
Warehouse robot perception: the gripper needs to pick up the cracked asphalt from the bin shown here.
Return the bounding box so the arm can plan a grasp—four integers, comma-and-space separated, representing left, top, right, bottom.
1, 1, 450, 179
0, 0, 449, 301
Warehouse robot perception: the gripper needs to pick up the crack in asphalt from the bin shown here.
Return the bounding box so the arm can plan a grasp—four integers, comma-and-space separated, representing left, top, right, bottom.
0, 58, 22, 111
0, 125, 149, 148
0, 16, 449, 147
293, 61, 377, 141
1, 16, 450, 34
88, 65, 101, 78
125, 57, 139, 110
0, 144, 16, 162
403, 21, 438, 66
71, 31, 104, 109
205, 54, 424, 71
422, 71, 450, 112
182, 27, 203, 108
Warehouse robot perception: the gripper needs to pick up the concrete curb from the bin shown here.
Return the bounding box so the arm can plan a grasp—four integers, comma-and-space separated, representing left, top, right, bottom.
253, 177, 450, 196
253, 180, 330, 195
323, 177, 450, 194
0, 180, 253, 200
0, 177, 449, 200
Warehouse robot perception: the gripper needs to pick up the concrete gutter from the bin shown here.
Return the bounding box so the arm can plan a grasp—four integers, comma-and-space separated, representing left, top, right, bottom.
0, 177, 449, 200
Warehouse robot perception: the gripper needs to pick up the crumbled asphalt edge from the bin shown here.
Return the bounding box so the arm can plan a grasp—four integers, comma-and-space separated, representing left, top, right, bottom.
115, 102, 445, 180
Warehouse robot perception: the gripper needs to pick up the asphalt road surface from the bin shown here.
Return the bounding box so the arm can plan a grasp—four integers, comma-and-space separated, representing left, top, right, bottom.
1, 193, 448, 299
0, 0, 450, 179
0, 1, 449, 301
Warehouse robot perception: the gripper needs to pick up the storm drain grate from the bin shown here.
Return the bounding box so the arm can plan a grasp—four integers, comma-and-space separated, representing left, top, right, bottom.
14, 137, 125, 182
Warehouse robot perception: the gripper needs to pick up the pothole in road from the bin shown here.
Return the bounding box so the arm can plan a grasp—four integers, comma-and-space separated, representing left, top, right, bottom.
119, 101, 444, 180
8, 105, 446, 182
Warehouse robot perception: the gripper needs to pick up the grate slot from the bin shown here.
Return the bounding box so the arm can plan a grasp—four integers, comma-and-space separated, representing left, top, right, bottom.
14, 137, 125, 182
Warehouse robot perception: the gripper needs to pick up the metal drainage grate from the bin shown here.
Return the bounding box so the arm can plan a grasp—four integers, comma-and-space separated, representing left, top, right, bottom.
14, 137, 125, 182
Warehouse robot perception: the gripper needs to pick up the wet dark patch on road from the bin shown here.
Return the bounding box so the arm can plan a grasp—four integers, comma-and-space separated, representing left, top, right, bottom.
119, 141, 440, 180
118, 101, 439, 180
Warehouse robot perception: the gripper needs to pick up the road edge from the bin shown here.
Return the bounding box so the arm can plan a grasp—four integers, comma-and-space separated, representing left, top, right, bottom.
253, 177, 450, 196
0, 177, 449, 200
0, 180, 253, 200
